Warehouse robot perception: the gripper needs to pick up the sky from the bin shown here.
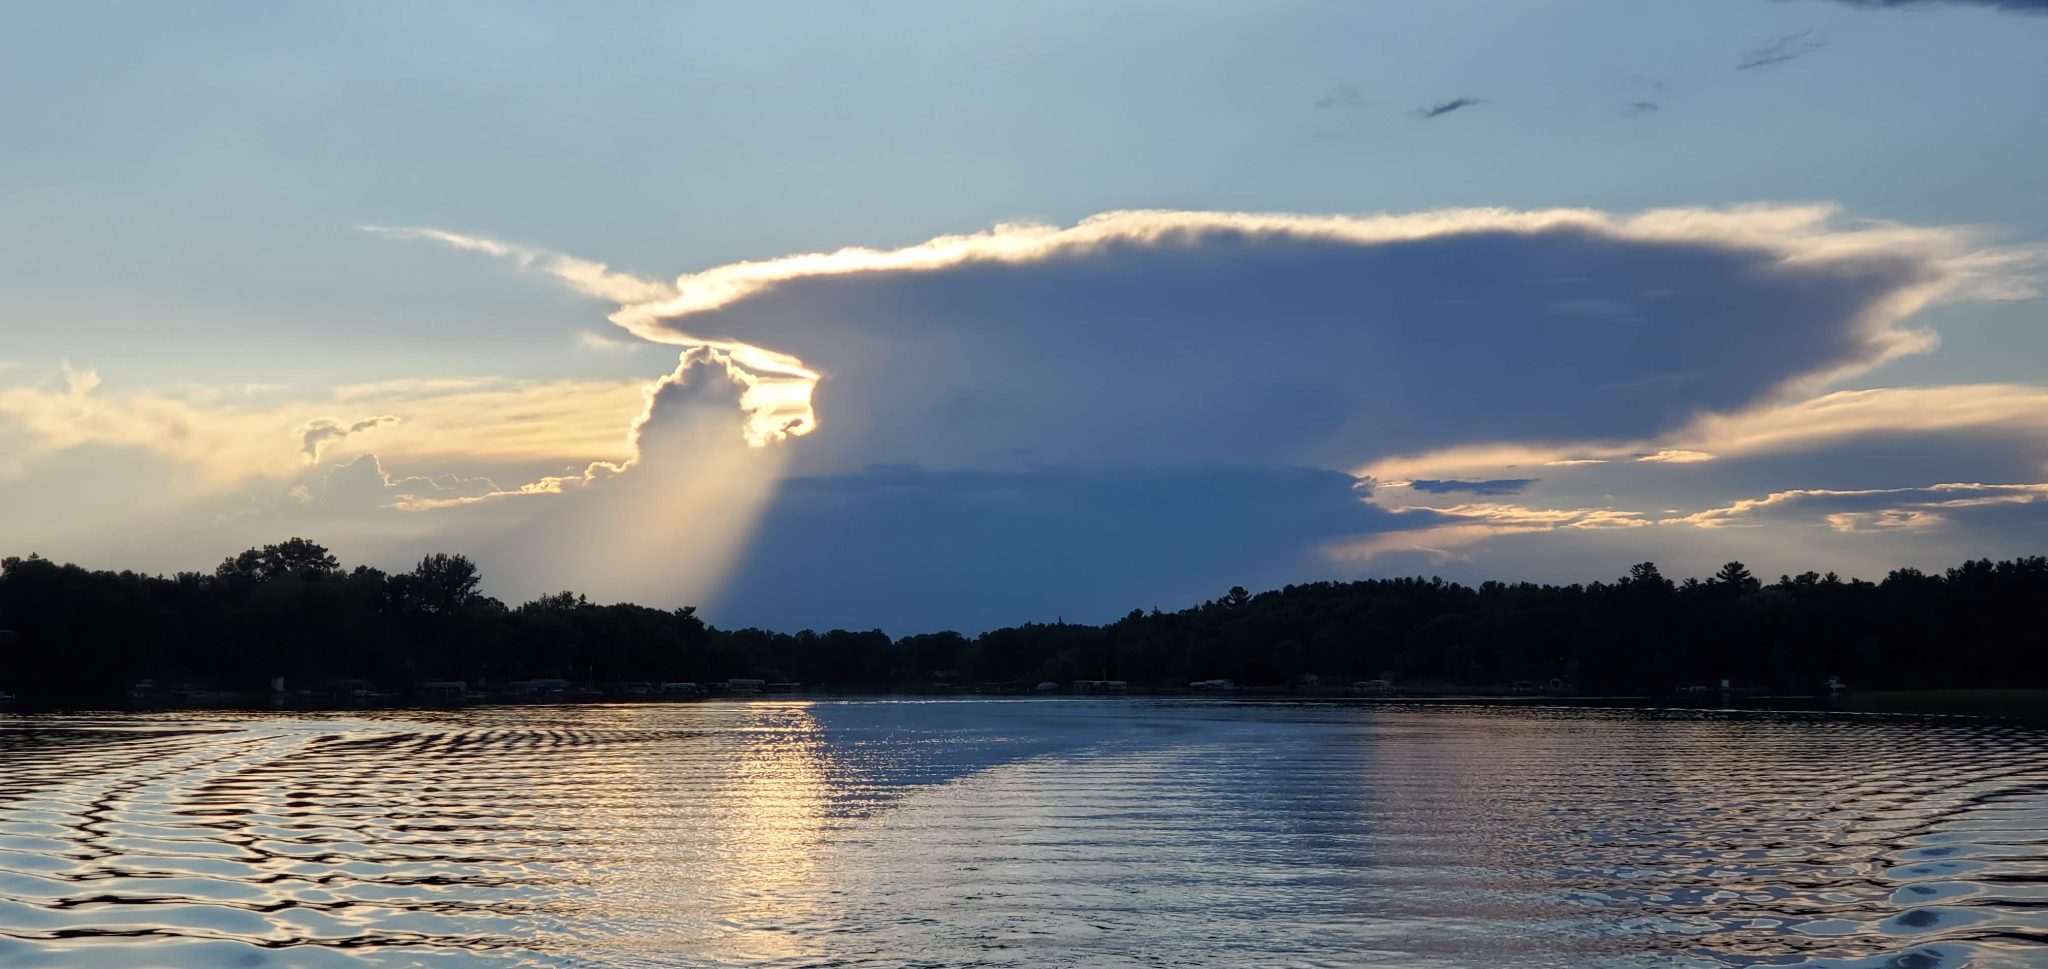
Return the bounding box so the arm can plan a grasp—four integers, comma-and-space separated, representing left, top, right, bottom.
2, 0, 2046, 633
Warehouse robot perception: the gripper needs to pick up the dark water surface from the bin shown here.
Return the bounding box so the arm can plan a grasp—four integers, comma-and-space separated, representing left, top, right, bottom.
2, 701, 2044, 968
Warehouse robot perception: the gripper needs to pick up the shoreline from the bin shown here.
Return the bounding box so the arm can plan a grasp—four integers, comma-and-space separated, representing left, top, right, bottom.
8, 688, 2047, 724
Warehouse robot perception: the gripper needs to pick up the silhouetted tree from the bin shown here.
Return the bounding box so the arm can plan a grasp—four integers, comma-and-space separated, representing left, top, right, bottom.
6, 540, 2048, 707
1712, 561, 1760, 592
395, 553, 483, 615
215, 538, 341, 583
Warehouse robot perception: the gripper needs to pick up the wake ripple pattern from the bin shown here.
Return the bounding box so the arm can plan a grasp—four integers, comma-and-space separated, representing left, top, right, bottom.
0, 702, 2043, 968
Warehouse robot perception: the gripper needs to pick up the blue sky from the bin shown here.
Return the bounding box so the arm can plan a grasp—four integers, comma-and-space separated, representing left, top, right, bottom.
2, 0, 2045, 631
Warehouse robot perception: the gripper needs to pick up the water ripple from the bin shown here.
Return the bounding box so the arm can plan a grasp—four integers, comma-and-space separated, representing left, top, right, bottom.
1, 702, 2043, 967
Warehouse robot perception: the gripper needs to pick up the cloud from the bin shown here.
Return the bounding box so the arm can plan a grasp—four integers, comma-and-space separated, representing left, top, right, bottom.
373, 226, 821, 449
1334, 411, 2048, 574
1313, 83, 1368, 110
1364, 382, 2048, 482
1327, 476, 2048, 577
1415, 97, 1484, 119
557, 206, 2013, 479
0, 364, 646, 488
1407, 478, 1539, 495
1637, 449, 1716, 464
393, 345, 795, 509
1738, 30, 1828, 70
360, 226, 675, 305
1671, 482, 2048, 530
297, 453, 501, 508
0, 365, 296, 488
1623, 101, 1661, 117
298, 415, 398, 460
460, 351, 795, 609
368, 206, 2035, 624
1321, 366, 2048, 584
1325, 501, 1648, 566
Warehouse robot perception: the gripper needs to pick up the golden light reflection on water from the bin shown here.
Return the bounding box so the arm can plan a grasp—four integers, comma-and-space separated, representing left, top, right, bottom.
518, 702, 840, 966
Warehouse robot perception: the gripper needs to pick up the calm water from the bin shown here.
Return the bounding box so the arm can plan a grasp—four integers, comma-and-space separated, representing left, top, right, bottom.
1, 701, 2044, 968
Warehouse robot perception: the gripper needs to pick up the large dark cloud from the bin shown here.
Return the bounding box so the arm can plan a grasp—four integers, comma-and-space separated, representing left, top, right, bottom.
712, 465, 1434, 633
659, 218, 1945, 476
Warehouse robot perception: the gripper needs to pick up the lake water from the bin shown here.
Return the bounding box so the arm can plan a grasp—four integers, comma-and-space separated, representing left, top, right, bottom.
1, 700, 2044, 968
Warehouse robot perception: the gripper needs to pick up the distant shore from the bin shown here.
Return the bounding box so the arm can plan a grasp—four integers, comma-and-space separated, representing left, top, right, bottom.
9, 543, 2048, 717
13, 688, 2048, 724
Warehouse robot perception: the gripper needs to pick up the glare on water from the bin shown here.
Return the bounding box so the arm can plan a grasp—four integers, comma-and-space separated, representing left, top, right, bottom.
1, 701, 2044, 968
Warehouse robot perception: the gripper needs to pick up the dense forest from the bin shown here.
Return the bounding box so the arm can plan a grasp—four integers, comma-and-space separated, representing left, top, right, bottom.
2, 539, 2044, 709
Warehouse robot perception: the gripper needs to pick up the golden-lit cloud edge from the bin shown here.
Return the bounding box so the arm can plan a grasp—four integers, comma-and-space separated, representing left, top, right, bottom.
1361, 382, 2048, 481
1342, 382, 2048, 564
1327, 480, 2048, 566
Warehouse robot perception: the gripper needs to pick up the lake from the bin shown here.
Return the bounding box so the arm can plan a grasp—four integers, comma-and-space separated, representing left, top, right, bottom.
1, 700, 2044, 968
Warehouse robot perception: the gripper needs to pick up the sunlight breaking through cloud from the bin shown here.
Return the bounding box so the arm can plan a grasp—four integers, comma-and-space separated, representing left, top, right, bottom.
369, 225, 821, 452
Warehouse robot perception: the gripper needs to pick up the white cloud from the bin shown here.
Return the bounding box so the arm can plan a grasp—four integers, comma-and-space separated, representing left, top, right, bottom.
1671, 482, 2048, 530
360, 226, 677, 305
1637, 449, 1716, 464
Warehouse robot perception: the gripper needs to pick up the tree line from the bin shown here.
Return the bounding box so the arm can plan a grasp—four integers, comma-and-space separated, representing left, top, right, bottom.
2, 540, 2044, 708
